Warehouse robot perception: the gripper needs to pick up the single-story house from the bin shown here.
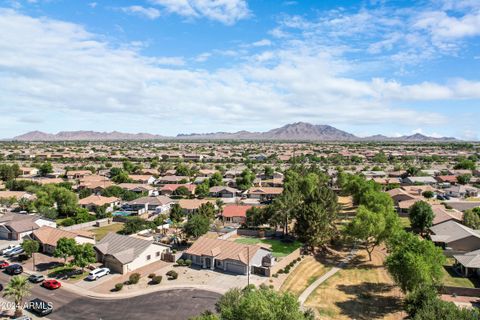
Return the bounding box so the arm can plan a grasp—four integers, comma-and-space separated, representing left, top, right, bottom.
94, 232, 170, 274
128, 175, 156, 185
431, 204, 463, 226
0, 191, 36, 202
160, 184, 196, 196
31, 226, 95, 254
155, 176, 190, 185
178, 199, 215, 214
247, 187, 283, 202
0, 213, 56, 240
209, 186, 240, 198
66, 170, 92, 180
78, 195, 120, 212
19, 167, 39, 177
436, 175, 458, 185
183, 236, 274, 275
221, 205, 252, 224
403, 176, 437, 185
387, 188, 418, 206
444, 185, 479, 198
430, 220, 480, 252
453, 249, 480, 277
124, 196, 174, 214
118, 183, 157, 196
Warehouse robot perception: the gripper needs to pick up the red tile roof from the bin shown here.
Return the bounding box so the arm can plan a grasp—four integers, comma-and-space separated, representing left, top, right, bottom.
222, 205, 252, 218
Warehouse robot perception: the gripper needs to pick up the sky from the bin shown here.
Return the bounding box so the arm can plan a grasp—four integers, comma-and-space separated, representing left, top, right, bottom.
1, 0, 480, 139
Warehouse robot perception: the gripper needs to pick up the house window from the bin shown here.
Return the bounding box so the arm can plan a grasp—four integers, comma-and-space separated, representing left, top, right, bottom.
156, 252, 160, 257
146, 255, 151, 260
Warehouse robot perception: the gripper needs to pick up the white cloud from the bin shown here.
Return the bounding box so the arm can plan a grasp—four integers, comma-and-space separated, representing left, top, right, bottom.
1, 8, 479, 136
252, 39, 272, 47
88, 2, 97, 9
149, 0, 249, 25
120, 6, 161, 20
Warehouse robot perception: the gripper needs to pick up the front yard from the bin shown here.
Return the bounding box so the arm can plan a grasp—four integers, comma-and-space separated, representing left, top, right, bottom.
442, 258, 480, 288
234, 237, 302, 258
280, 256, 330, 297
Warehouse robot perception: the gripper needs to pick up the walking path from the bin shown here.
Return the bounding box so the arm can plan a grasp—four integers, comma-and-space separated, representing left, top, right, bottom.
298, 246, 357, 306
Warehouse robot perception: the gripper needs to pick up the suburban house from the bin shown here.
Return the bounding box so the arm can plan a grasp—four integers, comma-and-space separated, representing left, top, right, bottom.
94, 232, 170, 274
430, 220, 480, 252
0, 191, 36, 202
183, 236, 274, 275
431, 204, 463, 226
209, 186, 240, 198
66, 170, 92, 180
247, 187, 283, 202
155, 176, 190, 185
436, 175, 458, 185
403, 176, 437, 185
221, 205, 252, 224
19, 167, 39, 177
78, 195, 120, 213
387, 188, 418, 206
0, 213, 56, 240
31, 226, 95, 254
160, 184, 196, 196
128, 175, 156, 185
178, 199, 215, 214
124, 196, 174, 214
453, 249, 480, 277
117, 183, 157, 196
444, 185, 479, 198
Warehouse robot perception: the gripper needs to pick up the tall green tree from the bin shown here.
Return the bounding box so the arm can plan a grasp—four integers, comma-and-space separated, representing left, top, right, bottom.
169, 203, 184, 223
53, 237, 77, 264
38, 162, 53, 176
183, 214, 210, 239
463, 208, 480, 229
71, 243, 97, 271
409, 201, 434, 235
21, 239, 39, 258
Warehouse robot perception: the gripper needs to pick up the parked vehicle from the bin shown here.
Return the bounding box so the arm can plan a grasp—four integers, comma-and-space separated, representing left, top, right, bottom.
42, 279, 61, 290
86, 267, 110, 281
437, 194, 446, 200
1, 245, 21, 256
5, 264, 23, 275
4, 247, 24, 258
26, 298, 53, 316
0, 283, 3, 291
0, 260, 9, 269
28, 274, 45, 283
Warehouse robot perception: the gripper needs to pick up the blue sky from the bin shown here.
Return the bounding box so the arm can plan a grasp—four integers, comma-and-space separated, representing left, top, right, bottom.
0, 0, 479, 139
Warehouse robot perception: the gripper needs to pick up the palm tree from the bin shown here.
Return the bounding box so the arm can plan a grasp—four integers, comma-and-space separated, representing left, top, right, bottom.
3, 275, 32, 317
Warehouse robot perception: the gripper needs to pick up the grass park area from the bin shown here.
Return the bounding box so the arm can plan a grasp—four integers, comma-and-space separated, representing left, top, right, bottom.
89, 222, 124, 240
234, 237, 302, 258
304, 248, 405, 320
280, 256, 330, 297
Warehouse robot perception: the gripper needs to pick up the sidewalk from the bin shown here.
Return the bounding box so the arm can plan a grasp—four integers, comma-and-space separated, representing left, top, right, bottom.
298, 246, 357, 306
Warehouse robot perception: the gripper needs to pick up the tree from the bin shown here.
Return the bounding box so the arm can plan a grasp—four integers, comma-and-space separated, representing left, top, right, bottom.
122, 216, 148, 235
169, 203, 184, 223
422, 191, 434, 199
454, 159, 475, 170
173, 186, 191, 197
53, 237, 77, 264
463, 208, 480, 229
263, 166, 274, 178
195, 286, 314, 320
346, 206, 385, 261
122, 160, 135, 173
195, 181, 210, 198
457, 173, 472, 185
197, 202, 216, 220
79, 188, 92, 199
71, 243, 97, 271
386, 231, 445, 293
38, 162, 53, 176
53, 187, 78, 217
209, 172, 223, 187
17, 197, 31, 211
21, 239, 39, 258
183, 214, 210, 239
236, 169, 255, 191
2, 275, 32, 317
245, 207, 268, 228
409, 201, 434, 235
175, 163, 190, 176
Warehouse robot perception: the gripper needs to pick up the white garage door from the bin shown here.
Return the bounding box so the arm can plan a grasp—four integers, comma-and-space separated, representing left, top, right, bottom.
227, 262, 246, 274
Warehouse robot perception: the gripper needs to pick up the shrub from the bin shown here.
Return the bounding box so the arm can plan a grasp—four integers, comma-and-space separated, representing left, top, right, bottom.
184, 259, 192, 267
177, 258, 185, 266
129, 272, 141, 284
272, 273, 278, 278
277, 269, 284, 274
115, 283, 124, 291
151, 275, 162, 285
296, 257, 301, 262
148, 273, 156, 279
166, 270, 178, 280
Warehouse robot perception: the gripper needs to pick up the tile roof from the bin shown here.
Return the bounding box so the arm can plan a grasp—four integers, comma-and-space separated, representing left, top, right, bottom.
33, 226, 94, 246
222, 205, 252, 218
94, 232, 153, 264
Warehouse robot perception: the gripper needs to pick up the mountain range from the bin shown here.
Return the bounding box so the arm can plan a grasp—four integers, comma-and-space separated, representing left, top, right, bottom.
10, 123, 458, 142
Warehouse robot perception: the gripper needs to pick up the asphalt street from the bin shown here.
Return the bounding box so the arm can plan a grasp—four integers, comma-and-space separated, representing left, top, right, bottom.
0, 271, 220, 320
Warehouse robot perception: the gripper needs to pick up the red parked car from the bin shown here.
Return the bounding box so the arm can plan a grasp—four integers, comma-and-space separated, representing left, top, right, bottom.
42, 279, 62, 290
0, 260, 9, 269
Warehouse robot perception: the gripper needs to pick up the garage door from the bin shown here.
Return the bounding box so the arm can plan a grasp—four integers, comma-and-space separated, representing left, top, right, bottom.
227, 262, 246, 275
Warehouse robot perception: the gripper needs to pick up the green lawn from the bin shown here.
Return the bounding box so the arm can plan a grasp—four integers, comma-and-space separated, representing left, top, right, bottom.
89, 223, 124, 240
234, 237, 302, 258
399, 217, 411, 229
442, 265, 478, 288
48, 266, 89, 282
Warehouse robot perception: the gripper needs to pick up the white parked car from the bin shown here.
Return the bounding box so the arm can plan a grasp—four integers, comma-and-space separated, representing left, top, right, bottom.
4, 247, 24, 257
86, 268, 110, 281
1, 245, 20, 256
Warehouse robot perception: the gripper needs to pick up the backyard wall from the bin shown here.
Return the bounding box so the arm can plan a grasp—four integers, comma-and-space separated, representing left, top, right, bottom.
267, 248, 302, 277
440, 286, 480, 297
237, 229, 282, 238
60, 218, 111, 231
217, 229, 237, 240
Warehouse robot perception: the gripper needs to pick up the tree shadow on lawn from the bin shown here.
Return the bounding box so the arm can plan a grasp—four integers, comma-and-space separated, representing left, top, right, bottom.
335, 282, 403, 320
35, 261, 64, 272
444, 265, 480, 288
